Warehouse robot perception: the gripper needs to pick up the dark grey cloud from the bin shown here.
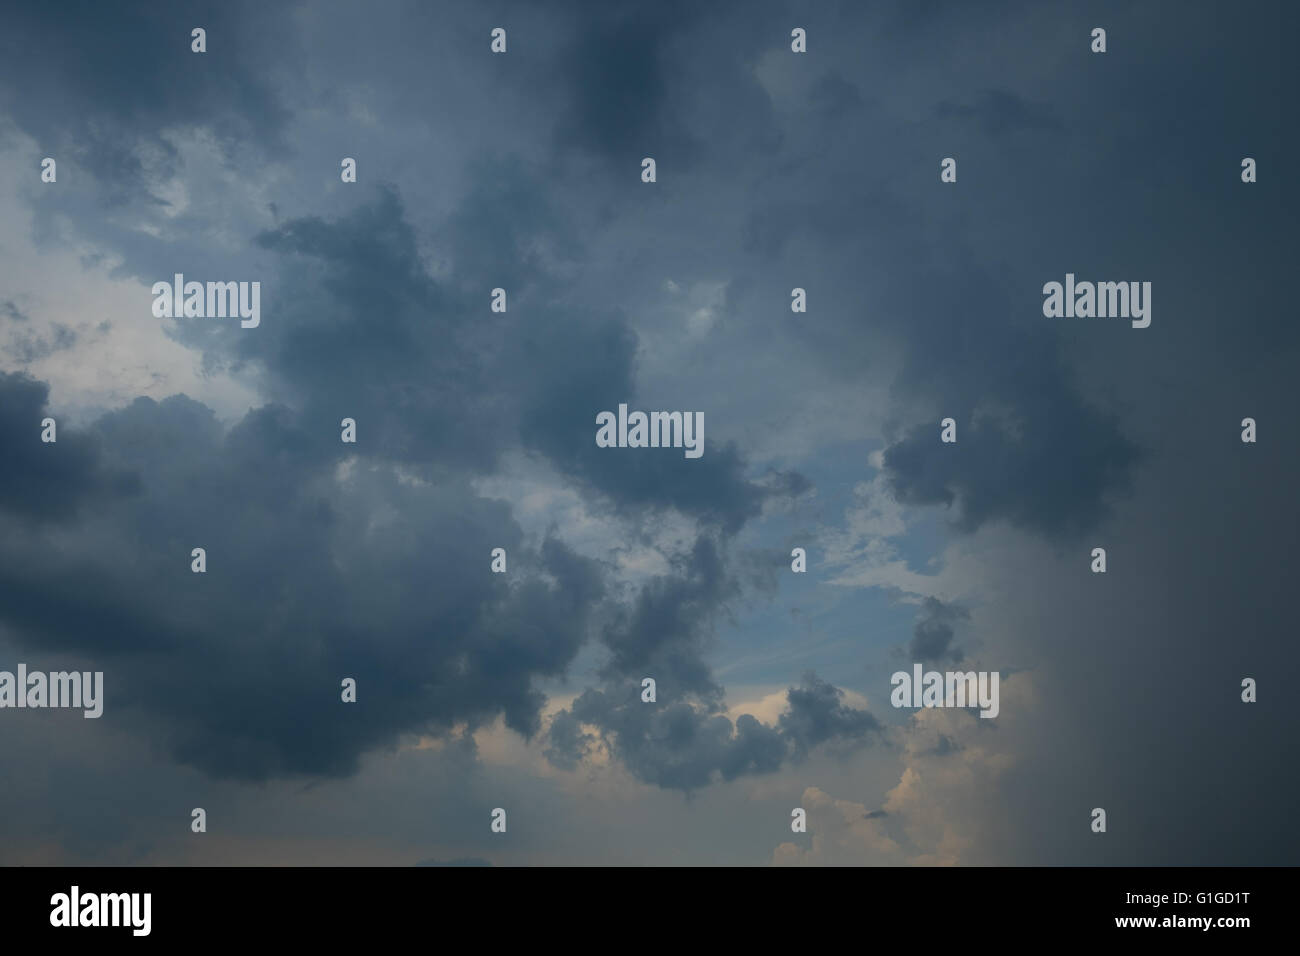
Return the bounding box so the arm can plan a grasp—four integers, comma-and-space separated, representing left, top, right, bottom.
548, 671, 879, 791
0, 0, 292, 204
598, 533, 737, 698
810, 72, 867, 119
731, 203, 1144, 541
558, 689, 783, 791
778, 672, 880, 758
542, 709, 594, 773
242, 183, 798, 535
908, 597, 968, 663
882, 392, 1139, 539
0, 140, 802, 785
0, 372, 140, 521
935, 89, 1063, 137
1, 300, 28, 322
551, 2, 707, 167
0, 383, 609, 778
538, 533, 875, 791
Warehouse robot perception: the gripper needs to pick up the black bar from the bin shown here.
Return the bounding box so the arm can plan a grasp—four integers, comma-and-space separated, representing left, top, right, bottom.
1, 866, 1283, 942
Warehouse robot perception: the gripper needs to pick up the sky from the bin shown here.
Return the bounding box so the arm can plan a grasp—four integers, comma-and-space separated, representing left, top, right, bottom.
0, 0, 1296, 866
